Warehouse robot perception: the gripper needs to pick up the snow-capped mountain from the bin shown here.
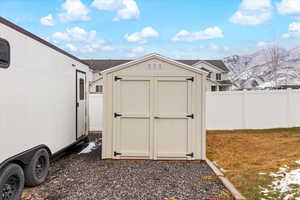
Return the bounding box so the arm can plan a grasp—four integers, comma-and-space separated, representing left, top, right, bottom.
224, 46, 300, 89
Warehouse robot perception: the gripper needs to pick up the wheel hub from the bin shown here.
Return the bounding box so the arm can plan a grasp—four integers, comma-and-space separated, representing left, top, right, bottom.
2, 175, 19, 200
35, 156, 46, 178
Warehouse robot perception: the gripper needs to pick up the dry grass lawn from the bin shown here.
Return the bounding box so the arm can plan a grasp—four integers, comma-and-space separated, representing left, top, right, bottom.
207, 128, 300, 200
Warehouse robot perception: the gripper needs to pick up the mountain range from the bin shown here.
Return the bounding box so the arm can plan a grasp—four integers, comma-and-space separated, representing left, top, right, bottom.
223, 46, 300, 89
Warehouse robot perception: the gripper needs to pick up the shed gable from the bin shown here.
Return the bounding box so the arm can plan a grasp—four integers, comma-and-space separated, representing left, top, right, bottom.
114, 58, 195, 76
102, 54, 207, 76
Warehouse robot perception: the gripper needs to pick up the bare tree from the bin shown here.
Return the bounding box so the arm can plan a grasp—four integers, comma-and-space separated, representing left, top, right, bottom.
264, 44, 285, 88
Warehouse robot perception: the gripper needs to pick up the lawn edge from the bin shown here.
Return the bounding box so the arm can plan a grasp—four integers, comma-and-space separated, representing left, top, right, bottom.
206, 159, 246, 200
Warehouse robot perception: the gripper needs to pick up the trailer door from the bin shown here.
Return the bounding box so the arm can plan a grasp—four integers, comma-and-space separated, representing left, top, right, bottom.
76, 70, 86, 139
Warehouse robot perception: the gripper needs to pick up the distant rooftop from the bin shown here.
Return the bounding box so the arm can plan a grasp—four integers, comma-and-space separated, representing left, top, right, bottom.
83, 59, 229, 72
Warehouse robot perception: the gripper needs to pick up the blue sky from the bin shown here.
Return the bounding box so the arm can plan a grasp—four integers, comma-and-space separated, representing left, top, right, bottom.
1, 0, 300, 59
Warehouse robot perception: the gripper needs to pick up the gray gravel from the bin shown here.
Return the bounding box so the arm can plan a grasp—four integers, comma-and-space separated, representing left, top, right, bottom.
22, 134, 232, 200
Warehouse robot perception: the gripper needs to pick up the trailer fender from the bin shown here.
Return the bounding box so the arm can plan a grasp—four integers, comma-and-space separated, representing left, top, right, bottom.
0, 145, 51, 171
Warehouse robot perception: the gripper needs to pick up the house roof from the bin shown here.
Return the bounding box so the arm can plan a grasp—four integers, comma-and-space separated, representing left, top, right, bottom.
217, 80, 232, 85
0, 17, 88, 66
84, 59, 229, 72
85, 59, 131, 71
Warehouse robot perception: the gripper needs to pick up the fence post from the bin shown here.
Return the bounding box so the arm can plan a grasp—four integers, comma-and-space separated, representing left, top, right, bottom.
242, 90, 246, 129
286, 88, 291, 128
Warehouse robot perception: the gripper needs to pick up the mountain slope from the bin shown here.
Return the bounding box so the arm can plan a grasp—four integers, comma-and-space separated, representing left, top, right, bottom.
224, 46, 300, 89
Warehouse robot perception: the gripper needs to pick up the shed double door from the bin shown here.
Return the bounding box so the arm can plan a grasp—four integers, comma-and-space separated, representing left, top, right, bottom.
113, 76, 195, 160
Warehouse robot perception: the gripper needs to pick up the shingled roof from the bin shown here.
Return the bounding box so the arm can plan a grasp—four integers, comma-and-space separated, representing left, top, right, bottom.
84, 59, 229, 72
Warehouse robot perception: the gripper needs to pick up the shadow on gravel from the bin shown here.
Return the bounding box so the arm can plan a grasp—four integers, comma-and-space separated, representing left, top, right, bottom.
22, 133, 232, 200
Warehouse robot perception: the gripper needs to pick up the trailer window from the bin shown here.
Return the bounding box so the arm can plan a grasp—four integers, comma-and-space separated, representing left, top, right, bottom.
0, 38, 10, 68
79, 79, 85, 100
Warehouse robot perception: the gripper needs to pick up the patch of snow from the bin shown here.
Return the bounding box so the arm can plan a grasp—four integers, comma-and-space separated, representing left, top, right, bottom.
258, 81, 275, 89
79, 142, 96, 154
259, 172, 266, 175
296, 160, 300, 165
261, 165, 300, 199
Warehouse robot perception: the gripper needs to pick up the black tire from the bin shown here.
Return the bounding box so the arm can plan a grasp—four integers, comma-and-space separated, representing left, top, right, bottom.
24, 148, 49, 187
0, 164, 24, 200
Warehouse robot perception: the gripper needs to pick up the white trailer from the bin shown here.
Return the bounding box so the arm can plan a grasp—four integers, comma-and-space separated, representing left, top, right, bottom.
0, 17, 90, 199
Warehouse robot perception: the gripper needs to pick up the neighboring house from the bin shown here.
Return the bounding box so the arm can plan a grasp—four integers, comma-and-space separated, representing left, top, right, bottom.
84, 58, 232, 93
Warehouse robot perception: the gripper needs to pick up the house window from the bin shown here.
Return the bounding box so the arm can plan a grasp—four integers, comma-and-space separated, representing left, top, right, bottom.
0, 38, 10, 68
207, 72, 212, 79
216, 73, 222, 81
79, 79, 85, 100
211, 86, 217, 91
95, 85, 103, 93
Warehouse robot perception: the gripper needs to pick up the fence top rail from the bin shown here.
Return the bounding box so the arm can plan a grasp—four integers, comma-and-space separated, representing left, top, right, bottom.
207, 89, 300, 96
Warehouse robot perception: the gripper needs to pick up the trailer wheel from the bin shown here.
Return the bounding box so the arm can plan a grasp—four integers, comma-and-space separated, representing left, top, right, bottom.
24, 148, 49, 187
0, 164, 24, 200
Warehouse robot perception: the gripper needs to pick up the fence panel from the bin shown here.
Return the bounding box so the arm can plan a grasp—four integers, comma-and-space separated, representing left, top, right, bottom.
89, 94, 103, 132
90, 90, 300, 131
207, 89, 300, 130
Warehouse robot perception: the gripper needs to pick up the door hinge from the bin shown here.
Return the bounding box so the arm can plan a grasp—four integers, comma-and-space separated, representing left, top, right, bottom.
186, 152, 194, 157
186, 77, 194, 82
186, 114, 194, 119
114, 113, 122, 118
76, 102, 79, 107
114, 76, 122, 81
114, 151, 122, 157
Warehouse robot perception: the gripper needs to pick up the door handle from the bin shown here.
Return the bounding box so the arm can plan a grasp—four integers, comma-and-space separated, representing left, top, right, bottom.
154, 116, 160, 119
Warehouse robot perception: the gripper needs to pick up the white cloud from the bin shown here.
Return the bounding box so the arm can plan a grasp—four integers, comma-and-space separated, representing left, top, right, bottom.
277, 0, 300, 16
79, 41, 111, 53
91, 0, 139, 21
257, 41, 275, 47
67, 27, 89, 41
59, 0, 90, 23
282, 22, 300, 38
52, 27, 103, 43
257, 41, 268, 47
53, 32, 70, 41
229, 0, 272, 25
114, 0, 140, 21
125, 27, 159, 43
91, 0, 122, 11
80, 45, 96, 53
40, 14, 55, 26
200, 44, 229, 52
240, 0, 272, 10
172, 27, 224, 42
65, 44, 78, 52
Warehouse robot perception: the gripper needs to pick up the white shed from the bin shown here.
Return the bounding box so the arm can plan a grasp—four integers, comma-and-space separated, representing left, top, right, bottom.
102, 54, 207, 160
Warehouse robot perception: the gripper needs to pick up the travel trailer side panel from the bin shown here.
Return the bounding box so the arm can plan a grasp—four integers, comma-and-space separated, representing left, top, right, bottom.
0, 21, 90, 165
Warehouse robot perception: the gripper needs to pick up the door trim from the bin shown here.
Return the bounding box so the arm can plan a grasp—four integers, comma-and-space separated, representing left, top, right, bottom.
76, 69, 86, 140
153, 77, 194, 160
113, 76, 152, 159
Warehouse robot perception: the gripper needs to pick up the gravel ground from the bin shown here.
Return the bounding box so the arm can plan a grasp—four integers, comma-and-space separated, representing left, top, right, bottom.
22, 134, 232, 200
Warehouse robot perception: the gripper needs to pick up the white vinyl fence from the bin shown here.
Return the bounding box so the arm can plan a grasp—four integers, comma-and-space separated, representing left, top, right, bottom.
89, 89, 300, 131
89, 94, 103, 132
207, 89, 300, 130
